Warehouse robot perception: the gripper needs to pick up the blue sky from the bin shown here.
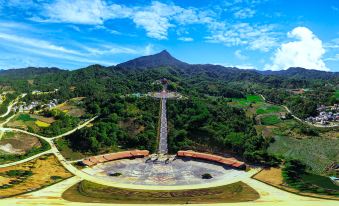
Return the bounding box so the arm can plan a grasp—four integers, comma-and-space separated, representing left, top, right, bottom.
0, 0, 338, 71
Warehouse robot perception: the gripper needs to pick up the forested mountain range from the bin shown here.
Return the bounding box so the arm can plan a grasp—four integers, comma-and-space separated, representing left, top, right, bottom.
0, 50, 337, 174
0, 50, 337, 82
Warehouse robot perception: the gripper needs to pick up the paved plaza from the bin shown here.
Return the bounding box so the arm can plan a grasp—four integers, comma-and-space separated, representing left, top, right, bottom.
86, 156, 247, 186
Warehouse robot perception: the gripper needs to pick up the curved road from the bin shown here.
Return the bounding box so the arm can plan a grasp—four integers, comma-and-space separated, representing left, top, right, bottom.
0, 93, 26, 118
0, 116, 97, 168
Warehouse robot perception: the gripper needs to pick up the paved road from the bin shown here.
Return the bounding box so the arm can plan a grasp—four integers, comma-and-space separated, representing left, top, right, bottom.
158, 92, 168, 154
0, 93, 26, 118
0, 116, 97, 168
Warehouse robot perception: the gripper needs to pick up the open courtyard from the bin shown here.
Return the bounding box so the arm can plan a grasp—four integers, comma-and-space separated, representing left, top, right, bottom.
85, 156, 247, 186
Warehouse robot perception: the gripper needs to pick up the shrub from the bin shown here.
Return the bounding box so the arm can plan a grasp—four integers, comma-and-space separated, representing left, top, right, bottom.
202, 173, 213, 179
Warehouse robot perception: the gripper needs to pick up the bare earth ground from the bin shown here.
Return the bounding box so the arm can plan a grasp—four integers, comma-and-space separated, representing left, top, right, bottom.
0, 132, 41, 154
253, 167, 339, 201
0, 154, 72, 198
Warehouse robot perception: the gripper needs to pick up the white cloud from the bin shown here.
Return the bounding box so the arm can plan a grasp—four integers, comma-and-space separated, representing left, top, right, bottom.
265, 27, 329, 71
325, 54, 339, 61
17, 0, 276, 45
132, 2, 175, 40
217, 63, 257, 70
332, 6, 339, 11
178, 37, 194, 42
144, 44, 154, 55
42, 0, 107, 24
41, 0, 131, 25
132, 2, 200, 39
234, 8, 256, 19
0, 31, 150, 67
0, 32, 81, 55
206, 23, 278, 52
324, 38, 339, 49
234, 49, 247, 60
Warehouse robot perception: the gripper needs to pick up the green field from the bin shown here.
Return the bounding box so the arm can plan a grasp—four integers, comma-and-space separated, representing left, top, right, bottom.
256, 105, 283, 115
301, 173, 339, 191
268, 136, 339, 174
335, 90, 339, 99
62, 181, 259, 204
261, 115, 281, 125
16, 114, 36, 122
227, 95, 263, 108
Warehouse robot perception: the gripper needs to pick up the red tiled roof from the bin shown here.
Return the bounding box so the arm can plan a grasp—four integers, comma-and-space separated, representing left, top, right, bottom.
82, 150, 150, 167
82, 159, 95, 166
177, 150, 246, 169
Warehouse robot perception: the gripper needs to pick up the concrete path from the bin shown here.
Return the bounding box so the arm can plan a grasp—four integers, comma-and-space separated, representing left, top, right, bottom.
158, 96, 168, 154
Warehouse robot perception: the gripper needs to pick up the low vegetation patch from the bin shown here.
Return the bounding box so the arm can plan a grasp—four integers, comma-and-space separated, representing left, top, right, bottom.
201, 173, 213, 179
17, 114, 36, 122
261, 115, 281, 125
253, 166, 339, 200
35, 120, 50, 127
268, 135, 339, 174
62, 180, 259, 204
282, 160, 339, 197
256, 105, 282, 114
227, 95, 263, 108
109, 172, 122, 177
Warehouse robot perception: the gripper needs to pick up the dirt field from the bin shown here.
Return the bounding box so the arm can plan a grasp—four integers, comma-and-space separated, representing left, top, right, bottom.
62, 180, 259, 204
0, 132, 41, 155
30, 114, 55, 124
0, 154, 72, 198
253, 167, 283, 186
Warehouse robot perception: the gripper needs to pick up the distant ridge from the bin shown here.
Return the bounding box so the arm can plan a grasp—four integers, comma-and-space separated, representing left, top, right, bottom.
258, 67, 339, 79
0, 51, 337, 81
0, 67, 65, 78
117, 50, 189, 69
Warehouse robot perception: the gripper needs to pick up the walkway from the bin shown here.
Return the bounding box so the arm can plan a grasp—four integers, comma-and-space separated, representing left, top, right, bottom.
1, 170, 337, 206
158, 95, 168, 154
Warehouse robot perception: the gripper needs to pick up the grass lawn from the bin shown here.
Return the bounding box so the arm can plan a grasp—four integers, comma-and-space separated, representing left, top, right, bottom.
227, 95, 263, 108
246, 95, 263, 102
261, 115, 281, 125
62, 181, 259, 204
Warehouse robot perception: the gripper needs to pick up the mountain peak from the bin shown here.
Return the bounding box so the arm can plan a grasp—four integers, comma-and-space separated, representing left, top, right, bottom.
117, 50, 189, 69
